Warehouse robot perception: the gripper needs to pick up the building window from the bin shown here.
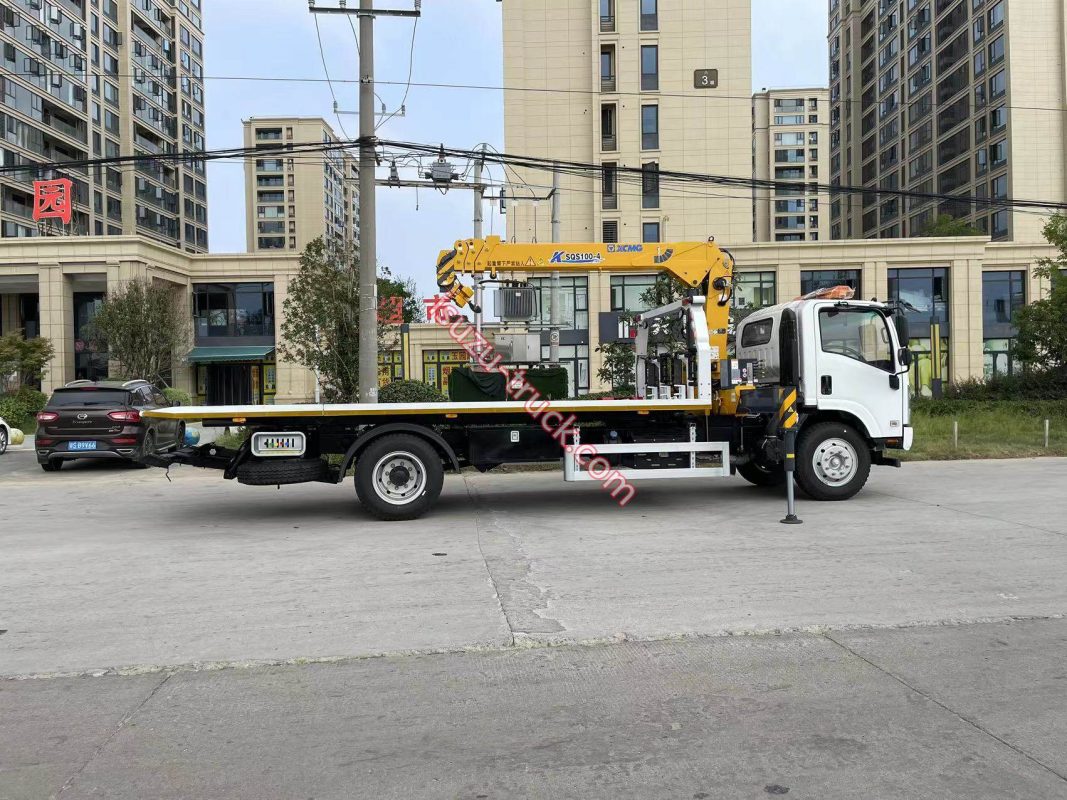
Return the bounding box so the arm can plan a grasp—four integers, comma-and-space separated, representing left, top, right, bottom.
599, 0, 615, 31
641, 104, 659, 149
887, 267, 950, 396
539, 344, 590, 396
991, 209, 1009, 239
982, 270, 1025, 376
602, 162, 618, 210
640, 0, 658, 31
642, 221, 660, 242
602, 220, 619, 243
801, 269, 861, 297
640, 45, 658, 91
641, 161, 659, 209
600, 46, 616, 92
601, 103, 617, 151
734, 272, 777, 316
610, 274, 658, 311
529, 276, 589, 332
192, 283, 275, 339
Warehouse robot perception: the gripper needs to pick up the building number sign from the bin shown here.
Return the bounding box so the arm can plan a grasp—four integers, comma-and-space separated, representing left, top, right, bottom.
693, 69, 719, 89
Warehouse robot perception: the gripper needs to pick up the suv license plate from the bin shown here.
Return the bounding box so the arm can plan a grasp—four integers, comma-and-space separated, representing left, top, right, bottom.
69, 441, 98, 451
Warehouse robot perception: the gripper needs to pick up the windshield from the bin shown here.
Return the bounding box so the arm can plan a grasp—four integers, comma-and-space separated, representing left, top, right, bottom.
819, 307, 894, 372
48, 389, 131, 407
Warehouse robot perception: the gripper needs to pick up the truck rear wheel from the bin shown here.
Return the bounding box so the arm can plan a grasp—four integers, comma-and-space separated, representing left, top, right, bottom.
354, 434, 444, 521
794, 421, 871, 501
736, 460, 786, 487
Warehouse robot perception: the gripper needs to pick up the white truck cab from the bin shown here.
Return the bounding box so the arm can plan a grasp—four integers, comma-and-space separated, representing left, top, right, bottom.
732, 298, 913, 500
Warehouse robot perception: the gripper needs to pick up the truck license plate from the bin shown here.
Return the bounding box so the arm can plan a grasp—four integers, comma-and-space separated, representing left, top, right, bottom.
69, 441, 97, 451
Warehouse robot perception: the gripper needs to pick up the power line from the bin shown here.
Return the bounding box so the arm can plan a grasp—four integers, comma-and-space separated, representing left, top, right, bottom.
375, 15, 418, 131
6, 136, 1067, 215
311, 14, 353, 140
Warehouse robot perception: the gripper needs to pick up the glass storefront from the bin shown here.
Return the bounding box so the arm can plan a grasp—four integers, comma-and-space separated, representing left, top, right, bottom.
982, 270, 1025, 377
800, 269, 862, 297
73, 292, 108, 381
888, 267, 950, 396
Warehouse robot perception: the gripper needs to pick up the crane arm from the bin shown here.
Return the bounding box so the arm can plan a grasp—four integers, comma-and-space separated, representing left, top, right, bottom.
436, 236, 734, 308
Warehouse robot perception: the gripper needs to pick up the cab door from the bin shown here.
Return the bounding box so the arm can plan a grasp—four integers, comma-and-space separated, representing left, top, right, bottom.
812, 304, 906, 439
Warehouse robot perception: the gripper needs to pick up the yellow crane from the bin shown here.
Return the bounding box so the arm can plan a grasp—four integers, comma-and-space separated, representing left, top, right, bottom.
435, 236, 735, 367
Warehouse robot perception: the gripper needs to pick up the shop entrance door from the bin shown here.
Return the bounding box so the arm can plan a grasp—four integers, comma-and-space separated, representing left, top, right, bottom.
206, 364, 253, 405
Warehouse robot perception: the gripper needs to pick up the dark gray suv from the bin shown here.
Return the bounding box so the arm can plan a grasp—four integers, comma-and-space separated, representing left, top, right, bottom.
35, 380, 184, 471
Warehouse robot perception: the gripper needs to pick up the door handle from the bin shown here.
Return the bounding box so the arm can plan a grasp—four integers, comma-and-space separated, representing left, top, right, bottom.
820, 375, 832, 395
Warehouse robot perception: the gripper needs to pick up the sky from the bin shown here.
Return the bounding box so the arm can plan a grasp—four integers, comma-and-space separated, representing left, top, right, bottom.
203, 0, 829, 297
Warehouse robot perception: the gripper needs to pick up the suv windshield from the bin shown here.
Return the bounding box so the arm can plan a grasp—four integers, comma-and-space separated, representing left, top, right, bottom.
48, 389, 131, 407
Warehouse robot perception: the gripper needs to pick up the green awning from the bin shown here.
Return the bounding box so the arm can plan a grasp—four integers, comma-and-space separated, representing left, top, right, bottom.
187, 346, 275, 363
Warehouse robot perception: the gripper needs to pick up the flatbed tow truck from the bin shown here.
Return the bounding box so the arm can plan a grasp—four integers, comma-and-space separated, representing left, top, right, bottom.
143, 236, 913, 520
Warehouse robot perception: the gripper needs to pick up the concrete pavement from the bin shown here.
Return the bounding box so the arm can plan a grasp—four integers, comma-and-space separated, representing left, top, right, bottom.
3, 621, 1067, 799
3, 452, 1067, 797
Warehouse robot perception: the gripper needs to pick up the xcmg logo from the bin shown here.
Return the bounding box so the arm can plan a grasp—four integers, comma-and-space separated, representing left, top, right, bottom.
607, 244, 643, 253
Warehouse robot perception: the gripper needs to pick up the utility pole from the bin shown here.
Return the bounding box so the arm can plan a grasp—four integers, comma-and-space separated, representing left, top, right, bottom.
473, 145, 485, 335
308, 0, 421, 403
549, 164, 561, 365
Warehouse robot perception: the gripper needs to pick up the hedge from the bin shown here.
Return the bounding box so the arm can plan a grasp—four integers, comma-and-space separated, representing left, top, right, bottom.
0, 386, 47, 431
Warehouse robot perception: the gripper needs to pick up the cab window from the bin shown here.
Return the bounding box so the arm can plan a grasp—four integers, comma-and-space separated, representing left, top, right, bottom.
740, 318, 773, 347
819, 307, 893, 372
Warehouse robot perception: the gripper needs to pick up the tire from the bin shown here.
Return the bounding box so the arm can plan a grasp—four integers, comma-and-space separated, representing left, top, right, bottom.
0, 428, 7, 455
41, 459, 62, 472
236, 457, 327, 486
354, 434, 444, 521
132, 432, 154, 468
795, 421, 871, 501
736, 459, 786, 487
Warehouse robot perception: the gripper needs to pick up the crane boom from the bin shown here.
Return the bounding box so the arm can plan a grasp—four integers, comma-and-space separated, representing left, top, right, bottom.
435, 236, 736, 356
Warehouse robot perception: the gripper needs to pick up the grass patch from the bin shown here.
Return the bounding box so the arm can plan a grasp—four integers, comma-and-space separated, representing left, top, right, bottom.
904, 401, 1067, 461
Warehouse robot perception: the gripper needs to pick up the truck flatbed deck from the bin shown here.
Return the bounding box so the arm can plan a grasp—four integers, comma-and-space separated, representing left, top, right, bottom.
144, 398, 715, 423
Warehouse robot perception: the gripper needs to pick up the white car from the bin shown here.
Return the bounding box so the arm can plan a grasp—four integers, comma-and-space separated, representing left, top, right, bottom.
0, 416, 10, 455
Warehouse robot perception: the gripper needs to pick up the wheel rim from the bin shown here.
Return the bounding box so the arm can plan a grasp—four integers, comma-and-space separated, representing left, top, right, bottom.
0, 430, 7, 453
811, 437, 859, 487
372, 451, 427, 505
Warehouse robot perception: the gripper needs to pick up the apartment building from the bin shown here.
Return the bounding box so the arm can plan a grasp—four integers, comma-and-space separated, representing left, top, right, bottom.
242, 117, 359, 254
0, 0, 209, 251
829, 0, 1067, 242
502, 0, 753, 247
752, 88, 831, 243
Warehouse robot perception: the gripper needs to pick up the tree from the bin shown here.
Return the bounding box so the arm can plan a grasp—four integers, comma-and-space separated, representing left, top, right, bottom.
596, 338, 637, 394
0, 331, 54, 389
88, 278, 188, 385
278, 237, 420, 402
920, 214, 983, 237
1014, 214, 1067, 370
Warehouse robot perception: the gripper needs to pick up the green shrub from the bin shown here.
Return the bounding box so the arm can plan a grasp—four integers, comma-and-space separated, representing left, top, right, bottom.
378, 380, 447, 403
0, 386, 47, 431
213, 427, 251, 449
912, 397, 1067, 418
942, 369, 1067, 401
162, 387, 192, 406
574, 390, 634, 400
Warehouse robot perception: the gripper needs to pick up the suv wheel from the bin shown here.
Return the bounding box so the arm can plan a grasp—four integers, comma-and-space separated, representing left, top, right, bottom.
0, 427, 7, 455
132, 432, 155, 468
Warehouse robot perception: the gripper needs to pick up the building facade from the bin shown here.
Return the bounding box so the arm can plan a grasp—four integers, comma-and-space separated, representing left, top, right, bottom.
0, 0, 209, 251
501, 0, 754, 246
242, 117, 359, 254
828, 0, 1067, 242
0, 234, 1056, 401
752, 88, 831, 243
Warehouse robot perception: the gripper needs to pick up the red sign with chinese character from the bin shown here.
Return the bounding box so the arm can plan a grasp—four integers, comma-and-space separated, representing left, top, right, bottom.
32, 179, 74, 224
379, 295, 404, 325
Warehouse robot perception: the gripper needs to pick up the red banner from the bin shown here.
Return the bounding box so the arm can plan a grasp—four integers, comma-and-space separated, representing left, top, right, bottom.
378, 295, 404, 325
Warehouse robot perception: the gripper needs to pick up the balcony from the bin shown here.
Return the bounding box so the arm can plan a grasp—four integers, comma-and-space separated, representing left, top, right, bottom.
601, 132, 617, 151
602, 193, 618, 211
600, 14, 614, 32
601, 73, 616, 92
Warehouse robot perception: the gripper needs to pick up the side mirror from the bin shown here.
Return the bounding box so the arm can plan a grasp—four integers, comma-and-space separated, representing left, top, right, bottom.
899, 347, 912, 368
893, 311, 910, 343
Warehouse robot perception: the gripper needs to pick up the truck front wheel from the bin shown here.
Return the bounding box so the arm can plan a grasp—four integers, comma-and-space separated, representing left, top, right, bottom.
354, 434, 444, 521
794, 421, 871, 501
